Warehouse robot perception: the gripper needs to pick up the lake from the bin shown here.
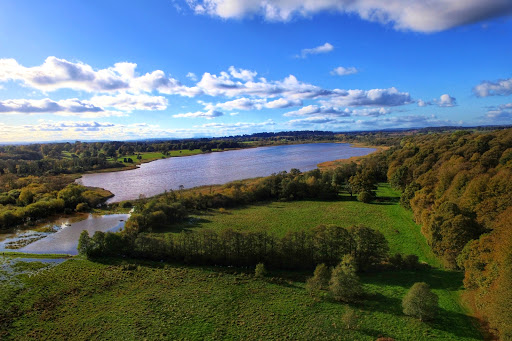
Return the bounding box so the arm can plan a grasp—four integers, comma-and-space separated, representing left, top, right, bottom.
78, 143, 375, 202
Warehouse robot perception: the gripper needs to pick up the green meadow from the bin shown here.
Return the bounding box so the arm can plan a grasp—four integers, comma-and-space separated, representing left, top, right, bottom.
0, 184, 482, 340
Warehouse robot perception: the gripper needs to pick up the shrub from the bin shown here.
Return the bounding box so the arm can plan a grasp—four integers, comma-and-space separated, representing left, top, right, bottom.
255, 263, 267, 278
357, 191, 373, 203
306, 263, 331, 294
402, 282, 438, 321
76, 202, 89, 212
329, 255, 363, 302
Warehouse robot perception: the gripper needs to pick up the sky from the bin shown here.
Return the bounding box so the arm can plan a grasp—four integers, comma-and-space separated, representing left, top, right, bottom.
0, 0, 511, 142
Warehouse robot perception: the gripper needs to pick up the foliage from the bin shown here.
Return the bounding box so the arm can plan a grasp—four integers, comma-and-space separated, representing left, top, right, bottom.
402, 282, 439, 321
306, 263, 331, 294
254, 263, 267, 278
329, 255, 364, 302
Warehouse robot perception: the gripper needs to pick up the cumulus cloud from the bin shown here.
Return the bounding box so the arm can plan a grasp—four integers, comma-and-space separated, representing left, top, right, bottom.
90, 93, 168, 111
200, 97, 302, 112
417, 99, 431, 107
173, 109, 224, 119
437, 94, 457, 107
321, 87, 412, 107
196, 72, 330, 99
0, 56, 198, 96
185, 0, 512, 32
284, 105, 350, 117
197, 119, 275, 131
186, 72, 198, 81
287, 116, 354, 126
0, 98, 125, 118
284, 105, 390, 117
355, 114, 459, 128
483, 103, 512, 124
473, 77, 512, 97
298, 43, 334, 58
228, 66, 258, 81
331, 66, 358, 76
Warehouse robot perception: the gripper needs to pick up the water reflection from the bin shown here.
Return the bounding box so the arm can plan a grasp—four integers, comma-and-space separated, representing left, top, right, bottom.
79, 143, 375, 202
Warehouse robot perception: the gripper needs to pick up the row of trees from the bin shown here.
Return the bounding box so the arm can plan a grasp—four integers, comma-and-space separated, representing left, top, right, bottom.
79, 224, 391, 271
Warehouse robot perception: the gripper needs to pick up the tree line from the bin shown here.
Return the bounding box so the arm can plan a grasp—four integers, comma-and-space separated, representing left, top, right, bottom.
385, 127, 512, 339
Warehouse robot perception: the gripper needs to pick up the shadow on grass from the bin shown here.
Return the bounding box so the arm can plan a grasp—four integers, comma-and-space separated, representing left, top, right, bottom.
359, 269, 481, 340
371, 196, 400, 206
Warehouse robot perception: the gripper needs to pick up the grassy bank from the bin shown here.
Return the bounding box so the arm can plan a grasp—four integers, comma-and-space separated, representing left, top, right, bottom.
0, 258, 481, 341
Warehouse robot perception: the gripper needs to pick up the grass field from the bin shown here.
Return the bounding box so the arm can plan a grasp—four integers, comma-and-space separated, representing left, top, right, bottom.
168, 184, 437, 265
0, 258, 481, 341
0, 184, 482, 340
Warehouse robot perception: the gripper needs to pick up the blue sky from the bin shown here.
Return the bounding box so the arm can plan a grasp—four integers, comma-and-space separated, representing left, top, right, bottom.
0, 0, 511, 142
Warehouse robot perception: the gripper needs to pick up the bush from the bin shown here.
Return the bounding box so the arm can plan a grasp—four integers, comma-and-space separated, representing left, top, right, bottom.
357, 191, 373, 203
255, 263, 267, 278
76, 202, 89, 212
306, 263, 331, 294
402, 282, 438, 321
329, 255, 363, 302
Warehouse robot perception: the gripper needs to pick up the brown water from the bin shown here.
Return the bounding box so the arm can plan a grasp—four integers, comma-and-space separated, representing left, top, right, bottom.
78, 143, 375, 203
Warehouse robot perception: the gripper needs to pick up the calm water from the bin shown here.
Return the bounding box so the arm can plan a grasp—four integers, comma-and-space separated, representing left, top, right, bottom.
78, 143, 375, 203
18, 214, 129, 255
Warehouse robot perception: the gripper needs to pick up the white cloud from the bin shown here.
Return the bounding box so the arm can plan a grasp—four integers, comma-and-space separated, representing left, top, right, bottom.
284, 105, 390, 117
474, 77, 512, 97
298, 43, 334, 58
288, 116, 354, 126
186, 72, 198, 81
196, 72, 330, 99
196, 119, 275, 131
331, 66, 358, 76
0, 98, 125, 118
173, 109, 224, 119
228, 66, 258, 81
186, 0, 512, 32
321, 87, 412, 107
0, 56, 199, 96
200, 97, 302, 112
265, 98, 302, 109
90, 93, 168, 111
355, 114, 459, 128
417, 99, 431, 107
437, 94, 457, 107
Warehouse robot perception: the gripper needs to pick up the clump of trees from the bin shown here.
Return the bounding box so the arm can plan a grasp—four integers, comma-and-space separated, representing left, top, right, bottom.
0, 181, 111, 229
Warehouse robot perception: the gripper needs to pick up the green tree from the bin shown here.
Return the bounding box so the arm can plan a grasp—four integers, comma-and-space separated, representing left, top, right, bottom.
306, 263, 331, 294
77, 230, 92, 257
255, 263, 267, 278
402, 282, 438, 321
329, 255, 363, 302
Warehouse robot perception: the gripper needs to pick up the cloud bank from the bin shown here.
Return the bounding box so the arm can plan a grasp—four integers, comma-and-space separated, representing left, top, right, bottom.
184, 0, 512, 32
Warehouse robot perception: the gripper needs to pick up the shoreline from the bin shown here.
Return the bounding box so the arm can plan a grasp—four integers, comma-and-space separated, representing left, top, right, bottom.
317, 143, 389, 169
76, 142, 381, 203
76, 140, 364, 179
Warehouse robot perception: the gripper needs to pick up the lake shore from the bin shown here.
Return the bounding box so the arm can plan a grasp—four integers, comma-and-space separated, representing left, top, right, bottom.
317, 143, 388, 169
